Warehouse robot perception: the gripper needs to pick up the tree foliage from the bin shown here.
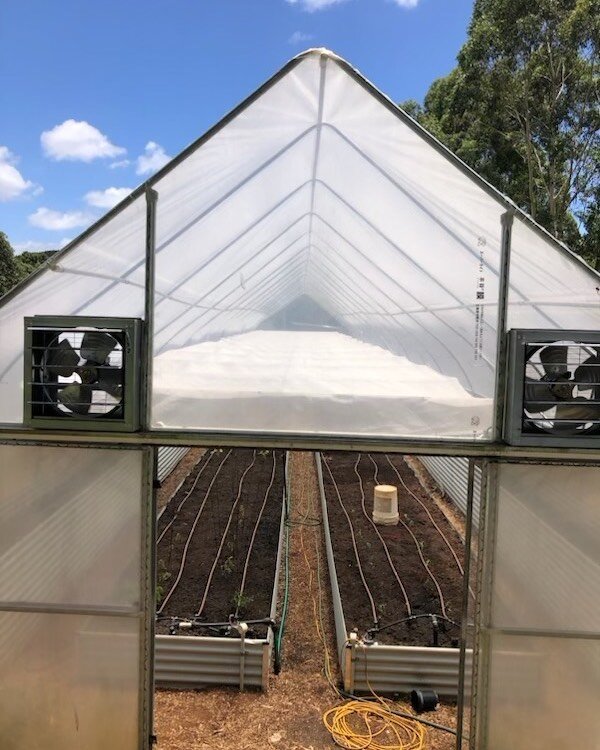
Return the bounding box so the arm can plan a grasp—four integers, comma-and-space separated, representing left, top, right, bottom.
0, 232, 19, 297
405, 0, 600, 265
0, 232, 57, 298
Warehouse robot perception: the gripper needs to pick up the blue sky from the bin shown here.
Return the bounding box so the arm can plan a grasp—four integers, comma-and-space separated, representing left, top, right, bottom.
0, 0, 474, 253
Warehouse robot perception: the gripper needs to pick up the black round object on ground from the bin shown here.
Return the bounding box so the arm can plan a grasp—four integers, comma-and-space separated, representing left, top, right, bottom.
410, 688, 439, 713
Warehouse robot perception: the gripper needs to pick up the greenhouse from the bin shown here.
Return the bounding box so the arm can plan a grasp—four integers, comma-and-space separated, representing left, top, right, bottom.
0, 48, 599, 750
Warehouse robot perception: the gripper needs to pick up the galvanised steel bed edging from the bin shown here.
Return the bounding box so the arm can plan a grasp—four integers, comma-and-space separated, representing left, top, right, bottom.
419, 456, 482, 528
154, 634, 267, 689
316, 452, 469, 699
154, 451, 288, 691
156, 446, 190, 485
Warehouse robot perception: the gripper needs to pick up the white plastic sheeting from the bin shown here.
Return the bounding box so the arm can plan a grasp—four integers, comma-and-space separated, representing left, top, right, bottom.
153, 331, 491, 437
0, 49, 599, 438
0, 197, 146, 424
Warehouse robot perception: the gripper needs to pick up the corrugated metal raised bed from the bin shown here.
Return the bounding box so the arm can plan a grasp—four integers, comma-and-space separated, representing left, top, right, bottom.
154, 449, 287, 691
317, 452, 470, 698
419, 456, 482, 527
156, 446, 190, 485
155, 632, 270, 690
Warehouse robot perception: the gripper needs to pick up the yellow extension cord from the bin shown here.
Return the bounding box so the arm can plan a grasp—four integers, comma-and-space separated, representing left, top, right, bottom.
323, 699, 427, 750
297, 455, 428, 750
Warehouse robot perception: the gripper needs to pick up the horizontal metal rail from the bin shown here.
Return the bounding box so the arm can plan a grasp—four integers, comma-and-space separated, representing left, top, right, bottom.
3, 428, 600, 462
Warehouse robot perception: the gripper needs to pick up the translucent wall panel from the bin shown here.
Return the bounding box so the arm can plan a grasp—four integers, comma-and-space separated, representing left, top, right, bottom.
0, 445, 147, 749
0, 446, 142, 608
492, 463, 600, 633
508, 217, 600, 332
481, 463, 600, 750
487, 635, 600, 750
0, 612, 140, 750
0, 197, 146, 424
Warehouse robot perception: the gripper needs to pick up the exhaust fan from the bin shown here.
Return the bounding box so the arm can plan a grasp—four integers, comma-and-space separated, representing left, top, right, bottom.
505, 329, 600, 447
24, 316, 142, 431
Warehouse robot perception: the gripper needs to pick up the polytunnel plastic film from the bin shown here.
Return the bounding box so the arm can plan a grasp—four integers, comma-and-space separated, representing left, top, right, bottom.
1, 49, 599, 441
149, 50, 508, 439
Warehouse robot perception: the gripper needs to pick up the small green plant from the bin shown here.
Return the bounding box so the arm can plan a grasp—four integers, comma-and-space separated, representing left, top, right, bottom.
156, 559, 171, 605
221, 555, 235, 575
231, 590, 254, 613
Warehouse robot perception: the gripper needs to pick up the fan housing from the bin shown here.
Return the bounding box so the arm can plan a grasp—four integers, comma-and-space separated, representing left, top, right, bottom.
24, 316, 142, 431
505, 329, 600, 447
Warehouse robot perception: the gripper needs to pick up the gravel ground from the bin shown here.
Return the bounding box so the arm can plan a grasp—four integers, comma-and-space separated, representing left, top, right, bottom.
154, 451, 458, 750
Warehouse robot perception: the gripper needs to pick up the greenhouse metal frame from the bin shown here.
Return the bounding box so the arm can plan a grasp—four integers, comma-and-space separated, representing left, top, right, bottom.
0, 48, 599, 750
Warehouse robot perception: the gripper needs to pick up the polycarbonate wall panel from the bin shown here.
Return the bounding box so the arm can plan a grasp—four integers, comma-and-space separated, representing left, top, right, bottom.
0, 611, 140, 750
0, 445, 147, 750
486, 635, 600, 750
0, 196, 146, 424
481, 463, 600, 750
0, 446, 142, 608
492, 463, 600, 633
150, 52, 504, 439
508, 217, 600, 332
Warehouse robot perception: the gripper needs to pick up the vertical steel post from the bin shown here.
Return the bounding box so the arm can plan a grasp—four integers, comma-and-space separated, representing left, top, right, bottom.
143, 187, 158, 431
455, 458, 476, 749
140, 447, 157, 749
471, 461, 499, 750
142, 187, 158, 748
492, 211, 514, 441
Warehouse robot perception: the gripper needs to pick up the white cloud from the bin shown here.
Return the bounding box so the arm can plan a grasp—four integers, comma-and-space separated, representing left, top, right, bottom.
389, 0, 420, 7
28, 207, 94, 231
84, 186, 132, 209
288, 31, 314, 43
136, 141, 170, 175
286, 0, 349, 10
41, 120, 126, 162
109, 159, 131, 169
13, 237, 72, 254
0, 146, 38, 201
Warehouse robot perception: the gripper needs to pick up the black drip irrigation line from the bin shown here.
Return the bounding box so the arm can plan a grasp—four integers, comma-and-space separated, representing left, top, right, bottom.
338, 689, 458, 736
158, 614, 277, 637
367, 613, 460, 637
365, 612, 460, 648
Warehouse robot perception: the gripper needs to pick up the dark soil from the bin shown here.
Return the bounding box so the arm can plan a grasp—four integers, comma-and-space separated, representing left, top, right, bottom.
156, 448, 285, 638
321, 452, 464, 647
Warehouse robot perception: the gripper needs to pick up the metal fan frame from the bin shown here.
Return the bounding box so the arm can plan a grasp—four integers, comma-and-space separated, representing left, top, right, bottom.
24, 316, 142, 432
504, 328, 600, 447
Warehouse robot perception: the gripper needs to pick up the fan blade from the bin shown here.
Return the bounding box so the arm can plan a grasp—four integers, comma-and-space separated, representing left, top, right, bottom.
554, 398, 600, 423
539, 345, 568, 377
81, 331, 117, 364
47, 338, 79, 377
94, 365, 123, 399
57, 383, 92, 415
574, 355, 600, 389
523, 378, 559, 413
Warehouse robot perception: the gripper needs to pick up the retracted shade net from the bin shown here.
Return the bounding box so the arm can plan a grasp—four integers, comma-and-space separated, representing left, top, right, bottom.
1, 49, 599, 438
